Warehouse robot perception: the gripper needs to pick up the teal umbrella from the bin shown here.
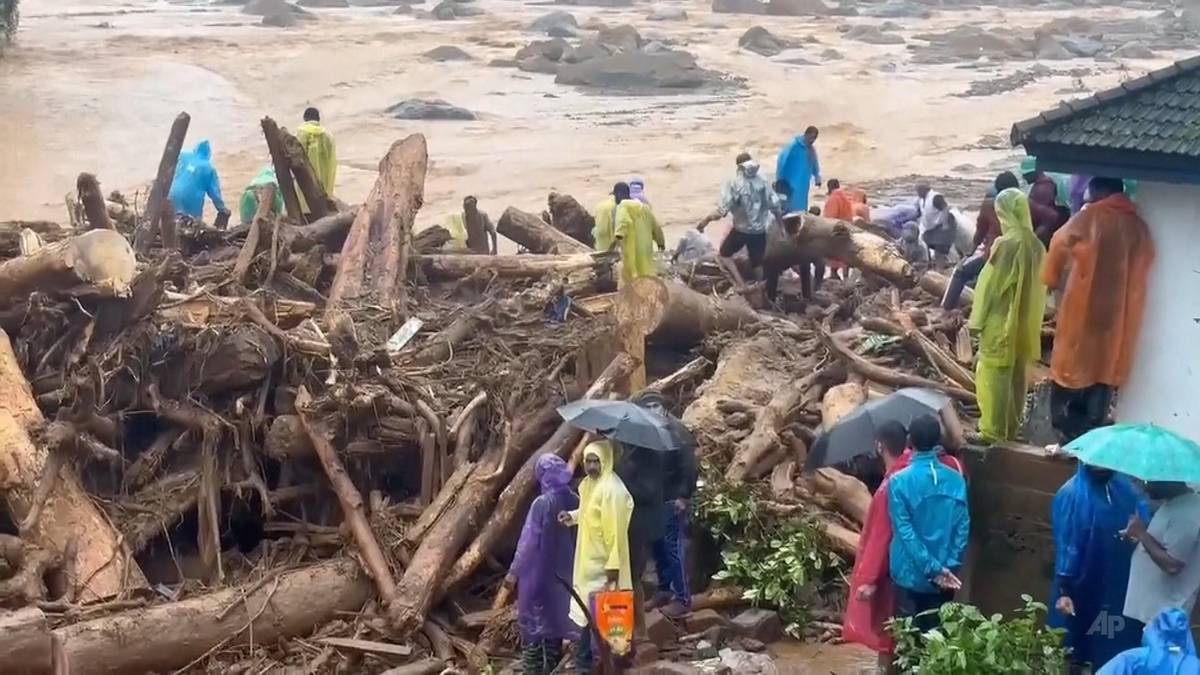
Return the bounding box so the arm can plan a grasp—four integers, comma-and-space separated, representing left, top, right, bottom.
1064, 423, 1200, 482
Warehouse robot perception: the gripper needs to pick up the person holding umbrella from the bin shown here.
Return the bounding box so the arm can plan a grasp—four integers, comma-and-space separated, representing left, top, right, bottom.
887, 415, 970, 634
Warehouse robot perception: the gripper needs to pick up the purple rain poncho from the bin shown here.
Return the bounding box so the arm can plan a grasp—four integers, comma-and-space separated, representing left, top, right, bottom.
510, 454, 580, 643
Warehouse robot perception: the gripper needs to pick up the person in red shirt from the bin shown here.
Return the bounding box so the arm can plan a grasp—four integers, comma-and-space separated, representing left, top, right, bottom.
1023, 164, 1069, 247
842, 421, 965, 671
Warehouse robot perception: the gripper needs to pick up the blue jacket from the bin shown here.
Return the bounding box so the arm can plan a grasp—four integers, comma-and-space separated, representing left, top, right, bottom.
169, 140, 226, 219
1098, 608, 1200, 675
887, 448, 969, 593
775, 136, 820, 213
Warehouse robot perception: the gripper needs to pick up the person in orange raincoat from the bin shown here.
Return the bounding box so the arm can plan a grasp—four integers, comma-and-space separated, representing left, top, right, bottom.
843, 421, 964, 671
1042, 177, 1155, 442
822, 179, 868, 279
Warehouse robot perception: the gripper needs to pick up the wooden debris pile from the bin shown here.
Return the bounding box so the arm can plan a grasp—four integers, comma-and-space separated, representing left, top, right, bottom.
0, 111, 988, 673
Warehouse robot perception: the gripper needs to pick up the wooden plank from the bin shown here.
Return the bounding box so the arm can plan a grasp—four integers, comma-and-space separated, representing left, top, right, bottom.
317, 637, 414, 657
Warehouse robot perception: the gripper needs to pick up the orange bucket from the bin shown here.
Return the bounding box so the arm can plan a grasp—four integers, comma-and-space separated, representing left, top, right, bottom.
593, 589, 635, 656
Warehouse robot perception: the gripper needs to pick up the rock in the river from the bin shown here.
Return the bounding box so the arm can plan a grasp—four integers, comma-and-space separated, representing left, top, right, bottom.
298, 0, 347, 6
648, 5, 688, 20
861, 0, 930, 18
597, 24, 644, 52
516, 37, 570, 62
431, 0, 484, 19
731, 608, 783, 643
393, 3, 414, 12
350, 0, 420, 5
555, 50, 715, 90
531, 10, 578, 37
424, 45, 473, 61
563, 39, 614, 63
1113, 42, 1154, 58
1034, 33, 1072, 60
518, 56, 562, 74
712, 0, 766, 15
1059, 35, 1104, 57
244, 0, 311, 14
739, 26, 796, 56
388, 99, 476, 120
844, 24, 905, 45
766, 0, 829, 16
821, 47, 843, 59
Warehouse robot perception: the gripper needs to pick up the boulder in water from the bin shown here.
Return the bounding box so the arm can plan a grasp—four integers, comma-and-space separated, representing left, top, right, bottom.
648, 6, 688, 20
712, 0, 766, 15
844, 25, 905, 45
262, 10, 299, 25
597, 25, 643, 52
861, 0, 930, 18
394, 3, 414, 12
766, 0, 829, 16
430, 0, 483, 19
738, 26, 797, 57
387, 99, 476, 120
244, 0, 312, 15
1113, 42, 1154, 59
531, 10, 579, 37
563, 39, 614, 63
298, 0, 348, 6
1059, 35, 1104, 57
516, 38, 570, 62
821, 47, 843, 59
424, 45, 473, 61
518, 56, 562, 74
351, 0, 421, 6
1034, 34, 1072, 60
555, 50, 715, 90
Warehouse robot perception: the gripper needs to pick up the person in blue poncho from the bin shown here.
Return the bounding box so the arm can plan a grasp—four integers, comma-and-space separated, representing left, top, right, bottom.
1050, 463, 1150, 672
169, 140, 228, 221
776, 126, 821, 213
1098, 607, 1200, 675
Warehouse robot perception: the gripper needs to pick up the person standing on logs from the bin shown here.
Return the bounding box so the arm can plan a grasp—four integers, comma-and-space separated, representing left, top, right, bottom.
503, 455, 579, 675
776, 126, 821, 213
461, 196, 497, 255
298, 107, 337, 199
611, 183, 665, 286
1042, 177, 1154, 444
941, 171, 1021, 310
562, 440, 633, 673
632, 391, 698, 621
697, 153, 781, 291
169, 140, 228, 224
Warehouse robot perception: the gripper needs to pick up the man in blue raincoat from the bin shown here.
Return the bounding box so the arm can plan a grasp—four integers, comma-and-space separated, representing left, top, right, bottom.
887, 414, 970, 633
169, 140, 228, 221
1098, 607, 1200, 675
776, 126, 821, 213
1050, 463, 1149, 672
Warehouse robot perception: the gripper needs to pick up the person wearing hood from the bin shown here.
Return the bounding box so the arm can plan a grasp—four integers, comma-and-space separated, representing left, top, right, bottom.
968, 188, 1047, 442
1050, 463, 1149, 671
886, 414, 969, 634
504, 454, 579, 675
298, 107, 336, 198
775, 126, 821, 213
238, 166, 285, 226
1098, 607, 1200, 675
1043, 177, 1154, 444
562, 440, 633, 672
629, 177, 650, 206
697, 152, 782, 290
1021, 156, 1069, 246
613, 183, 665, 286
169, 140, 227, 221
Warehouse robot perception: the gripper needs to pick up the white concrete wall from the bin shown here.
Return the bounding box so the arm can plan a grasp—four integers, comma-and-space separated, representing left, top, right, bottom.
1115, 182, 1200, 441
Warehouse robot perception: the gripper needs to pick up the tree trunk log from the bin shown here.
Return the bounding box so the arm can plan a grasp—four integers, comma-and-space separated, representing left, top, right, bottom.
327, 134, 428, 321
136, 111, 190, 253
547, 191, 596, 247
645, 356, 711, 394
859, 317, 976, 392
919, 270, 973, 307
261, 117, 304, 223
442, 354, 636, 591
0, 331, 144, 602
232, 185, 275, 285
413, 253, 599, 281
820, 382, 866, 428
726, 365, 832, 483
0, 230, 136, 307
0, 607, 60, 674
407, 300, 494, 367
75, 174, 112, 231
819, 328, 976, 403
0, 222, 74, 259
614, 277, 760, 348
804, 382, 872, 527
54, 559, 371, 675
264, 414, 314, 460
280, 126, 334, 219
497, 207, 591, 254
773, 214, 915, 288
286, 210, 356, 253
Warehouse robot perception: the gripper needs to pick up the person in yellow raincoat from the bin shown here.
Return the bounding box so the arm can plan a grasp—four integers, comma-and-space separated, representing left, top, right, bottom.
593, 184, 620, 251
612, 183, 665, 285
561, 440, 633, 672
968, 188, 1047, 441
297, 107, 337, 209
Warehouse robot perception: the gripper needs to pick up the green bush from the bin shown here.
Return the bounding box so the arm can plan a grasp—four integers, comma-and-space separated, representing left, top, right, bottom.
892, 595, 1069, 674
694, 474, 842, 637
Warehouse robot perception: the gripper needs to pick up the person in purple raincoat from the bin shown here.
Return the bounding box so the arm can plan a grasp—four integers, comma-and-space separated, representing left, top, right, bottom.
503, 454, 580, 675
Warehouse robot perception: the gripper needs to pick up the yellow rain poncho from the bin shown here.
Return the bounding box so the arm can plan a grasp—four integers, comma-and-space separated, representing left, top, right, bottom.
614, 199, 665, 285
297, 120, 337, 202
569, 441, 634, 627
593, 196, 618, 251
968, 188, 1047, 441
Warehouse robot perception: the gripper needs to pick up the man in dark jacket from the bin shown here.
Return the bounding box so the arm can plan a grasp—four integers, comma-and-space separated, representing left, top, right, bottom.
631, 390, 699, 619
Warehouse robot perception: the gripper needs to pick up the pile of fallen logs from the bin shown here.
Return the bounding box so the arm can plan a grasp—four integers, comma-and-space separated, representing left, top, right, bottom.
0, 110, 989, 673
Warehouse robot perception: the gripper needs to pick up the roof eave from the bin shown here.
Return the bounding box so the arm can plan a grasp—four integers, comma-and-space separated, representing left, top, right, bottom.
1023, 142, 1200, 186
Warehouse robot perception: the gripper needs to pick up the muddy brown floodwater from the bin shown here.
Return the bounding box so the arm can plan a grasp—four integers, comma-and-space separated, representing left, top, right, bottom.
773, 640, 877, 673
1, 0, 1185, 244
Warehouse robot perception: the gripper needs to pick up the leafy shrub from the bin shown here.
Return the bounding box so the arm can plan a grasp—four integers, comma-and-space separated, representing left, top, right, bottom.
892, 595, 1069, 674
694, 473, 842, 637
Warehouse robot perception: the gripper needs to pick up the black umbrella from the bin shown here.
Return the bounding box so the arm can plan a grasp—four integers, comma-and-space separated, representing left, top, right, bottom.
804, 388, 951, 470
557, 400, 680, 452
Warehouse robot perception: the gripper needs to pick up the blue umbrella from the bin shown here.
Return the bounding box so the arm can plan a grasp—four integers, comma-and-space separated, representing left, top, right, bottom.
557, 400, 679, 452
1064, 423, 1200, 482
